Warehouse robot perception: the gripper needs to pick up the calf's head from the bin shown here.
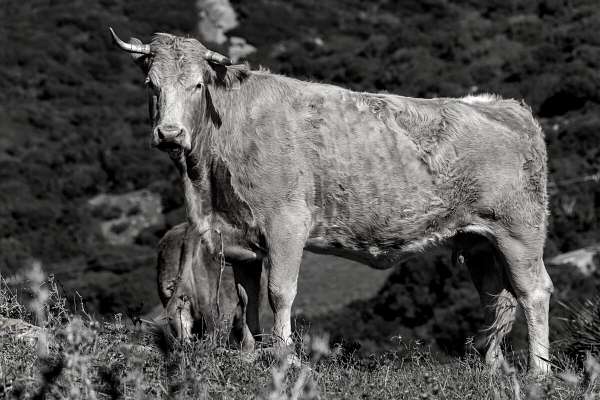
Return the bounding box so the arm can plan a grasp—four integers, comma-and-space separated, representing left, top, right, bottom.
157, 223, 260, 350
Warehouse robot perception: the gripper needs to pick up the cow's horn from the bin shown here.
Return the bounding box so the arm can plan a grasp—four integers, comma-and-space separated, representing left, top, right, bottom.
223, 245, 259, 262
109, 27, 151, 55
204, 50, 232, 66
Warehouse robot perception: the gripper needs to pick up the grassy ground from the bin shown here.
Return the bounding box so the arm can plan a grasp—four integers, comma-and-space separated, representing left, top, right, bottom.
2, 266, 599, 399
2, 320, 597, 400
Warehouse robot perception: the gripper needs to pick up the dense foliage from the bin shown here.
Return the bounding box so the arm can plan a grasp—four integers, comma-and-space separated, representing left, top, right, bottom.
0, 1, 199, 269
306, 251, 600, 357
231, 0, 600, 254
304, 250, 482, 355
0, 0, 199, 311
1, 0, 599, 322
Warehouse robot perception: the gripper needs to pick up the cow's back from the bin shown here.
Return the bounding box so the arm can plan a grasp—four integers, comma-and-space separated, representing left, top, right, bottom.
299, 89, 546, 252
208, 73, 547, 259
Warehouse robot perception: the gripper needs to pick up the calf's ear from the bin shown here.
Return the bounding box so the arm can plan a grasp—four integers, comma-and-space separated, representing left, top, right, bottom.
223, 245, 259, 262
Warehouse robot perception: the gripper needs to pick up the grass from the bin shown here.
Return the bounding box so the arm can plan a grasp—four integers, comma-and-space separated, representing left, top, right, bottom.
1, 265, 600, 399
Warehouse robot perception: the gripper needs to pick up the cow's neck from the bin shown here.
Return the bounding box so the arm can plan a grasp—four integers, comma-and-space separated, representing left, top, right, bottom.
183, 72, 283, 234
200, 72, 282, 171
173, 151, 214, 237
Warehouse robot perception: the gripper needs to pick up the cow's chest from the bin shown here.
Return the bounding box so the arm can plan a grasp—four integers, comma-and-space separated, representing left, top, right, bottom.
209, 166, 257, 229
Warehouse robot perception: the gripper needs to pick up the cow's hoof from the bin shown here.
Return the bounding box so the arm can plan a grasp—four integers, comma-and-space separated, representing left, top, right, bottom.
239, 351, 258, 363
526, 367, 553, 380
285, 352, 302, 368
525, 358, 553, 379
255, 346, 303, 368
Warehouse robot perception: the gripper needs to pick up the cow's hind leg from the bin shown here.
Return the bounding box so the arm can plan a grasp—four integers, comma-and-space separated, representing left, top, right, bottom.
458, 234, 517, 370
495, 229, 553, 375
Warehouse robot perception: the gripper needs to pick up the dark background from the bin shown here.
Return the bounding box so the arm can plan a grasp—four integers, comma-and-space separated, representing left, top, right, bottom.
1, 0, 599, 355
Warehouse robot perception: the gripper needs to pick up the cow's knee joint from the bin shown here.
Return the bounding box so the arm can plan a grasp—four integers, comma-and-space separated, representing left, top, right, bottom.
268, 283, 295, 308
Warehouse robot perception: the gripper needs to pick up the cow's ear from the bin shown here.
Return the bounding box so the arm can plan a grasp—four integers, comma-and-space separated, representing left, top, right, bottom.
130, 37, 152, 71
206, 62, 249, 90
109, 28, 151, 70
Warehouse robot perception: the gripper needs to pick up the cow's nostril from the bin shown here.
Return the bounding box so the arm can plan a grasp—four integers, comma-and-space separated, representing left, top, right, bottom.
157, 125, 183, 140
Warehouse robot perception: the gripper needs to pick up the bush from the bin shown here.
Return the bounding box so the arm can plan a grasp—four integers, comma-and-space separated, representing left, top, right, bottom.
306, 250, 483, 356
2, 0, 600, 320
559, 297, 600, 362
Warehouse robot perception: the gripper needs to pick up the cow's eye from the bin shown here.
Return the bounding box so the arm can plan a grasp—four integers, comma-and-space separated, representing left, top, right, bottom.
145, 77, 157, 91
148, 94, 158, 123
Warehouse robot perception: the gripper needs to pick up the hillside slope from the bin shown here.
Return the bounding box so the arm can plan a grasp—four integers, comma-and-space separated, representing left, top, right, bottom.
230, 0, 600, 253
0, 0, 599, 318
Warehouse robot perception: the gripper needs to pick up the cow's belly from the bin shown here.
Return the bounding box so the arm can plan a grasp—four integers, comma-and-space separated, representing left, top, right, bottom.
304, 151, 465, 268
303, 94, 454, 252
305, 180, 452, 270
307, 153, 447, 256
304, 234, 447, 270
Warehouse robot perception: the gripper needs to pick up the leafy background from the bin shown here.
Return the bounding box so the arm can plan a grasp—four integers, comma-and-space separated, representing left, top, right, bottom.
1, 0, 599, 355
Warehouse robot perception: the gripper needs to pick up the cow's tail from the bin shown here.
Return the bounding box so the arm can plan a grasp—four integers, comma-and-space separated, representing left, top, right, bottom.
478, 289, 518, 347
453, 233, 519, 359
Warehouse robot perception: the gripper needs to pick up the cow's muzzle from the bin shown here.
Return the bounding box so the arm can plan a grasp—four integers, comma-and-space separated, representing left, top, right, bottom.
153, 124, 191, 153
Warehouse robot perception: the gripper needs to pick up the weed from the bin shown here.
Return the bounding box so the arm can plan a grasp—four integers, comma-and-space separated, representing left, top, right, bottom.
2, 263, 600, 399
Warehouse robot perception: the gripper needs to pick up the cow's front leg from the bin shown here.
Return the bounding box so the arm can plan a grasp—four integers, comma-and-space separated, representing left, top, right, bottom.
265, 206, 311, 346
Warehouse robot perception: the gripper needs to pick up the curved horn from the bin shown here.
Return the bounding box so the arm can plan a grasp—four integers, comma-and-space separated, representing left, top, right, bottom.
223, 245, 260, 262
109, 27, 151, 55
204, 49, 232, 66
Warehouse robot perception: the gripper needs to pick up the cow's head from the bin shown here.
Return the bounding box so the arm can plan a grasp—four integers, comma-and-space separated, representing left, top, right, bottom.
110, 28, 240, 157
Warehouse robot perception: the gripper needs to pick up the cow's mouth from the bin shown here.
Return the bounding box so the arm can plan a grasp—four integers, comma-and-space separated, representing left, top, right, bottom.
155, 140, 188, 158
156, 140, 181, 151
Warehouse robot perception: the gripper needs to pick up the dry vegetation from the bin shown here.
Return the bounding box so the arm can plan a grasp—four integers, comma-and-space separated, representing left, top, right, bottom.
1, 265, 599, 399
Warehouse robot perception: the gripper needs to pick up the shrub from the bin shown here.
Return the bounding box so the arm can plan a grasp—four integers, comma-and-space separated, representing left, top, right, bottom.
306, 250, 483, 356
558, 296, 600, 363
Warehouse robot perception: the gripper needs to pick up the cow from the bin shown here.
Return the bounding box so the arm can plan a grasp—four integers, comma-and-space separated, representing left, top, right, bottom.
110, 28, 553, 374
157, 222, 264, 351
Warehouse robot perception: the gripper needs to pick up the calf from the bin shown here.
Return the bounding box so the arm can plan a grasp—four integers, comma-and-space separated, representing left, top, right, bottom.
157, 222, 263, 350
